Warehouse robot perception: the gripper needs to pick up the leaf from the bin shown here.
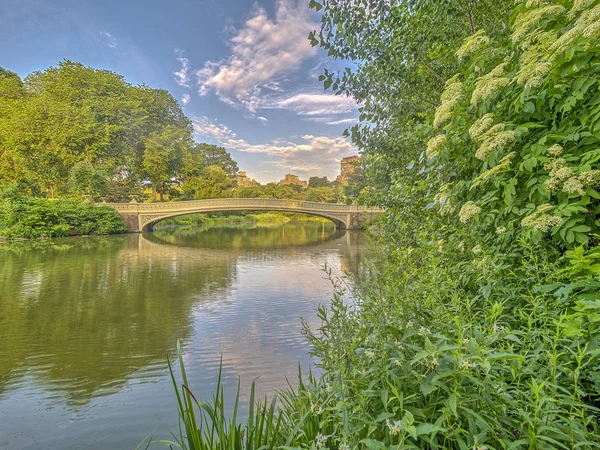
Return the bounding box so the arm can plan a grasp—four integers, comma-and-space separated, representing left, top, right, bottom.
415, 423, 444, 436
359, 439, 387, 449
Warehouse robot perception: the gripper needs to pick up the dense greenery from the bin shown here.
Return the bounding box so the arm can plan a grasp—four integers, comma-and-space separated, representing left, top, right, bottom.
0, 61, 237, 202
156, 0, 600, 449
0, 188, 126, 238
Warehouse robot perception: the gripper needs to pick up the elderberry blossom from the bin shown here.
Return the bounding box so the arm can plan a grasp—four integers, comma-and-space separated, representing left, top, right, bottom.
426, 134, 446, 158
434, 75, 463, 128
471, 64, 509, 105
459, 201, 481, 223
469, 113, 495, 142
456, 30, 489, 61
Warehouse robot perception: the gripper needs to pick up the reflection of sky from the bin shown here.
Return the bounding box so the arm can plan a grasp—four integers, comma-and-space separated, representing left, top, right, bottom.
0, 228, 367, 450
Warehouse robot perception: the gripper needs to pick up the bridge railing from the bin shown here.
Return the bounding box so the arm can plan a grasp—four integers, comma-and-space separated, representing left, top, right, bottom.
100, 198, 383, 213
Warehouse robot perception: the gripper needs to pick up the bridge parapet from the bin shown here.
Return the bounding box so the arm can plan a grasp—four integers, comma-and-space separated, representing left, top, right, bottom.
99, 198, 384, 232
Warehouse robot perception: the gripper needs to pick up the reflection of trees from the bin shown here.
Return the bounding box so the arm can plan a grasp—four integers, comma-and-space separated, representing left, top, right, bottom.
0, 235, 237, 405
149, 221, 339, 250
0, 223, 367, 407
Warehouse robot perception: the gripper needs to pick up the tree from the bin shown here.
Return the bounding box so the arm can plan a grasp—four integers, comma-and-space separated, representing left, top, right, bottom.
304, 186, 337, 203
195, 144, 239, 177
142, 125, 192, 201
184, 165, 233, 199
308, 176, 329, 188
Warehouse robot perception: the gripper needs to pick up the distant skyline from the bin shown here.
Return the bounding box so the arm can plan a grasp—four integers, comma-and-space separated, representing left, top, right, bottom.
0, 0, 359, 184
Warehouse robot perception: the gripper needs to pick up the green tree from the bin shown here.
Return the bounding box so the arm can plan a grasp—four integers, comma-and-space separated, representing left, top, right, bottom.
184, 165, 234, 199
142, 125, 192, 201
195, 144, 239, 177
308, 176, 329, 188
304, 186, 337, 203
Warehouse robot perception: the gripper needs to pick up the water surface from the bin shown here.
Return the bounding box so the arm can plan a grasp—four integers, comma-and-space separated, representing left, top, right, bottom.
0, 222, 368, 449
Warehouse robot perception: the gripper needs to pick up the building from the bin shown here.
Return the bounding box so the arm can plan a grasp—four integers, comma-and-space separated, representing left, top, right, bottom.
236, 171, 260, 188
337, 155, 359, 183
279, 173, 308, 188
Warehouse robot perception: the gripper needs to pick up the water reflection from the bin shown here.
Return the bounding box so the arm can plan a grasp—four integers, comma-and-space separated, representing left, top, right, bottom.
0, 222, 368, 450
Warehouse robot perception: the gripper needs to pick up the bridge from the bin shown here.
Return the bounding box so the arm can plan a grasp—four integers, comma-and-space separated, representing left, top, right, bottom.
100, 198, 384, 232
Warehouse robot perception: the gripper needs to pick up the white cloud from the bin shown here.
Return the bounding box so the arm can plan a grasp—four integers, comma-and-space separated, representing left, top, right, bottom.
174, 49, 190, 88
274, 93, 356, 116
322, 118, 357, 125
257, 116, 268, 122
181, 94, 191, 104
224, 134, 356, 180
196, 0, 318, 110
100, 30, 116, 48
192, 116, 237, 140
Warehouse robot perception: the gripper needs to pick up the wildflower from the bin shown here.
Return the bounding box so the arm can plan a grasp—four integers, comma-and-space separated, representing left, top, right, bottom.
339, 443, 350, 450
418, 327, 431, 336
475, 128, 515, 160
580, 170, 600, 188
426, 134, 446, 158
472, 244, 483, 254
394, 340, 405, 350
512, 5, 565, 43
550, 4, 600, 56
364, 350, 375, 358
475, 256, 490, 271
471, 63, 510, 105
406, 320, 413, 329
569, 0, 597, 19
456, 30, 490, 60
324, 383, 333, 393
395, 359, 401, 367
316, 433, 328, 448
463, 360, 477, 368
469, 113, 495, 142
434, 75, 463, 128
547, 144, 563, 156
459, 201, 481, 223
521, 204, 563, 232
386, 419, 402, 435
562, 177, 586, 196
431, 358, 439, 366
496, 226, 507, 234
437, 239, 446, 252
463, 338, 470, 345
492, 323, 506, 333
543, 158, 575, 192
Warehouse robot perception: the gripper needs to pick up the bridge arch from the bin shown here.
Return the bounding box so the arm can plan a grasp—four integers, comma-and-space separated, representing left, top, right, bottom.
140, 207, 347, 232
100, 198, 384, 233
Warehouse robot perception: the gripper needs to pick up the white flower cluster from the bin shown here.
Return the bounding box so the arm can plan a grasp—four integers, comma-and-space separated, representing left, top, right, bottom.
475, 125, 515, 160
521, 203, 564, 232
515, 29, 556, 88
568, 0, 597, 19
579, 170, 600, 188
459, 201, 481, 223
426, 134, 446, 159
472, 244, 483, 254
543, 158, 586, 196
471, 63, 510, 105
469, 113, 495, 142
434, 183, 454, 215
434, 74, 463, 128
547, 144, 563, 156
496, 226, 508, 234
456, 30, 490, 61
549, 4, 600, 56
512, 5, 565, 43
472, 152, 516, 187
339, 443, 350, 450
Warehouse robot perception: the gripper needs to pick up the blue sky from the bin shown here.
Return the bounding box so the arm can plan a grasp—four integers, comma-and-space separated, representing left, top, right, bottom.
0, 0, 359, 184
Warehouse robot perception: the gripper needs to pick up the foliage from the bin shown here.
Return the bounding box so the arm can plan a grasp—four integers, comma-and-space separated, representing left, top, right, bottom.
183, 166, 234, 200
0, 189, 126, 238
309, 176, 330, 188
0, 61, 239, 203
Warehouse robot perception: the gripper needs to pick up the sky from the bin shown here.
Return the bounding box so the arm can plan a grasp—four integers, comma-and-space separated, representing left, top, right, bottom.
0, 0, 359, 184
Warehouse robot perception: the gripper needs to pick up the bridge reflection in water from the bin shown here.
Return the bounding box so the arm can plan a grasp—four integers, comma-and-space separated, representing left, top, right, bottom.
100, 198, 384, 232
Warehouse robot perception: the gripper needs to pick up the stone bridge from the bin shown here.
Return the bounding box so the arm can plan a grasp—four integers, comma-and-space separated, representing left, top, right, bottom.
101, 198, 385, 232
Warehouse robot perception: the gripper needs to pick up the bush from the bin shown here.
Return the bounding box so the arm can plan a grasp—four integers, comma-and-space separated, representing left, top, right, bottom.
0, 194, 126, 238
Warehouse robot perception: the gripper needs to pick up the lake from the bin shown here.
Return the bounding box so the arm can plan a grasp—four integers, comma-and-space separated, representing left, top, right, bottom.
0, 221, 369, 450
